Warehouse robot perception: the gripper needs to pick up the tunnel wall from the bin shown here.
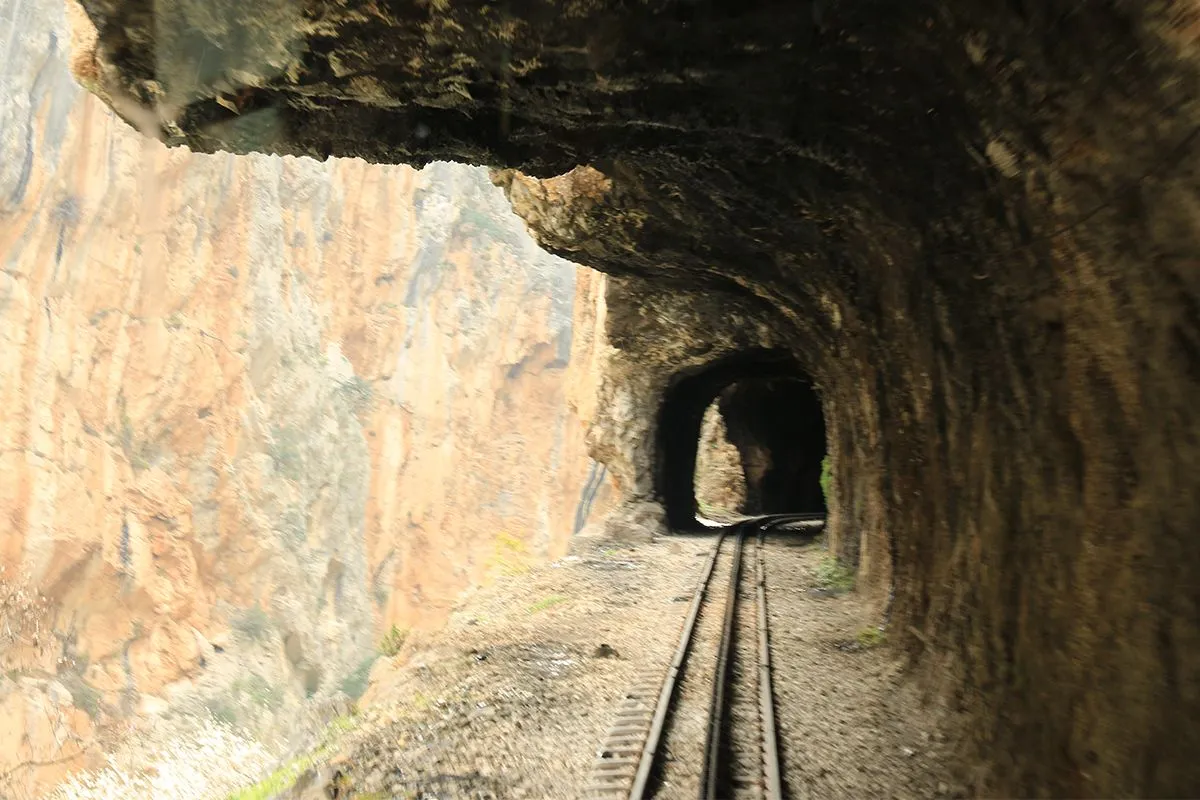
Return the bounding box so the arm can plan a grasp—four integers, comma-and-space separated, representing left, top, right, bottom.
585, 276, 791, 501
718, 378, 827, 516
654, 349, 805, 529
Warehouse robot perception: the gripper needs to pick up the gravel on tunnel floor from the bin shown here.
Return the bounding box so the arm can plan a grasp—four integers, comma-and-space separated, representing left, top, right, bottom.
289, 529, 965, 799
763, 533, 965, 800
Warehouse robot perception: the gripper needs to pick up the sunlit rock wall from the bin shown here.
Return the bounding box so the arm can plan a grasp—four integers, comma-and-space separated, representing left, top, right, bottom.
694, 403, 746, 518
0, 0, 613, 791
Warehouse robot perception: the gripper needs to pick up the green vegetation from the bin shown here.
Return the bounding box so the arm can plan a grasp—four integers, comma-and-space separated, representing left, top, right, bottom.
486, 531, 529, 576
379, 624, 408, 657
338, 375, 374, 414
279, 506, 308, 543
528, 595, 568, 613
326, 713, 356, 737
226, 750, 320, 800
233, 673, 283, 710
232, 604, 273, 643
856, 626, 886, 649
223, 713, 359, 799
205, 696, 239, 727
62, 673, 101, 718
820, 455, 833, 504
268, 425, 305, 482
339, 655, 378, 701
815, 555, 855, 593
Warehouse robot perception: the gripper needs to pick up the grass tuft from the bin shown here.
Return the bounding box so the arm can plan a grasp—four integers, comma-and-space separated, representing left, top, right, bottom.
339, 655, 378, 701
815, 555, 855, 593
379, 624, 408, 657
232, 604, 273, 643
819, 455, 833, 503
224, 714, 358, 800
856, 626, 886, 648
226, 754, 315, 800
486, 531, 530, 576
528, 595, 568, 613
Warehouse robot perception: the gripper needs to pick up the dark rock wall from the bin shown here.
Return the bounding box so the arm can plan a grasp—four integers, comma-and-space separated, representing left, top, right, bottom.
72, 0, 1200, 795
718, 378, 827, 516
587, 276, 789, 506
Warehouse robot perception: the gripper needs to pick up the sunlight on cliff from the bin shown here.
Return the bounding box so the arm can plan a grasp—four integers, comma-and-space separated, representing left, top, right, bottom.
0, 1, 614, 795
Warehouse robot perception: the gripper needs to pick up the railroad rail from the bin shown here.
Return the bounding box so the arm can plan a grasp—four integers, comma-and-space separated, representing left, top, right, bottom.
586, 513, 825, 799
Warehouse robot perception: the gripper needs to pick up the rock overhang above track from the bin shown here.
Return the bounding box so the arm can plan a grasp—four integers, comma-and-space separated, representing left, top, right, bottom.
68, 1, 1200, 796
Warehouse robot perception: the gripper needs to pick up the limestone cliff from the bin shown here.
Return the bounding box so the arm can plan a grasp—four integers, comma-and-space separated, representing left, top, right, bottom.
0, 0, 613, 792
693, 404, 746, 519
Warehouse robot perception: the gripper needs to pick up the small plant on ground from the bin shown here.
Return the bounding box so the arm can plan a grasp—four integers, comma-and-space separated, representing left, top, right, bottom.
206, 696, 239, 727
815, 555, 855, 593
232, 604, 273, 643
378, 624, 407, 657
223, 712, 360, 800
226, 755, 316, 800
232, 673, 283, 710
528, 595, 568, 614
856, 626, 886, 648
486, 531, 530, 576
61, 672, 102, 718
820, 454, 833, 504
339, 655, 378, 701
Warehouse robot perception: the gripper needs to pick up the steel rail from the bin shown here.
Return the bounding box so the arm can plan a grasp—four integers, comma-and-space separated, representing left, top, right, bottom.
700, 521, 748, 799
587, 514, 824, 799
626, 528, 728, 799
756, 528, 784, 799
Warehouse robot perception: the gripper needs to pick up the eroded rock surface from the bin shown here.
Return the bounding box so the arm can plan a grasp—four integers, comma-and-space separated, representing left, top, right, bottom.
693, 401, 746, 518
59, 0, 1200, 795
0, 0, 614, 792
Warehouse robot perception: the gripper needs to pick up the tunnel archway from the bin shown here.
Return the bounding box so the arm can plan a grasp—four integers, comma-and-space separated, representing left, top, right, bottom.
656, 349, 827, 529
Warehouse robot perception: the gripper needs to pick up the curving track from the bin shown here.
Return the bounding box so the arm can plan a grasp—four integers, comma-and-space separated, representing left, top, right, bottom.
586, 513, 826, 800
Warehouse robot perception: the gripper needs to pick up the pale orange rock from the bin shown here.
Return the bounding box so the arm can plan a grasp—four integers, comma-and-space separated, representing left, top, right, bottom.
0, 0, 614, 793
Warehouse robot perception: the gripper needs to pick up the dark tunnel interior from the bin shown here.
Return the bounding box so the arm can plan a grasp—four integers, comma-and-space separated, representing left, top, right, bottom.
657, 349, 827, 529
719, 377, 827, 516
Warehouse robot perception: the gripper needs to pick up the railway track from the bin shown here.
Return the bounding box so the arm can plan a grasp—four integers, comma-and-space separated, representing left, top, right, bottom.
585, 513, 825, 800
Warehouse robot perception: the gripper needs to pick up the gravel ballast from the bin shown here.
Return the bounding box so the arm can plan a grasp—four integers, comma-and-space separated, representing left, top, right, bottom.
289, 529, 964, 799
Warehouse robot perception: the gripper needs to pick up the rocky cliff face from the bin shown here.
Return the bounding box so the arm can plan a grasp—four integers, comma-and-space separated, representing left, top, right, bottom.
693, 403, 745, 519
0, 0, 612, 792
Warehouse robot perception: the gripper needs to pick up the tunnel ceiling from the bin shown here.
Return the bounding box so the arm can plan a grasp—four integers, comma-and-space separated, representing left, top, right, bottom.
76, 0, 1199, 314
73, 1, 1200, 797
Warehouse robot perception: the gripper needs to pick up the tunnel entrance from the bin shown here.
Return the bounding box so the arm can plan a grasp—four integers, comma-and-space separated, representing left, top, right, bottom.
657, 349, 827, 529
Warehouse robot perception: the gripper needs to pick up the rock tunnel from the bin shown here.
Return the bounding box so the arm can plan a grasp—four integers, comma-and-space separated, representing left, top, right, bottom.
71, 0, 1200, 795
658, 349, 826, 528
